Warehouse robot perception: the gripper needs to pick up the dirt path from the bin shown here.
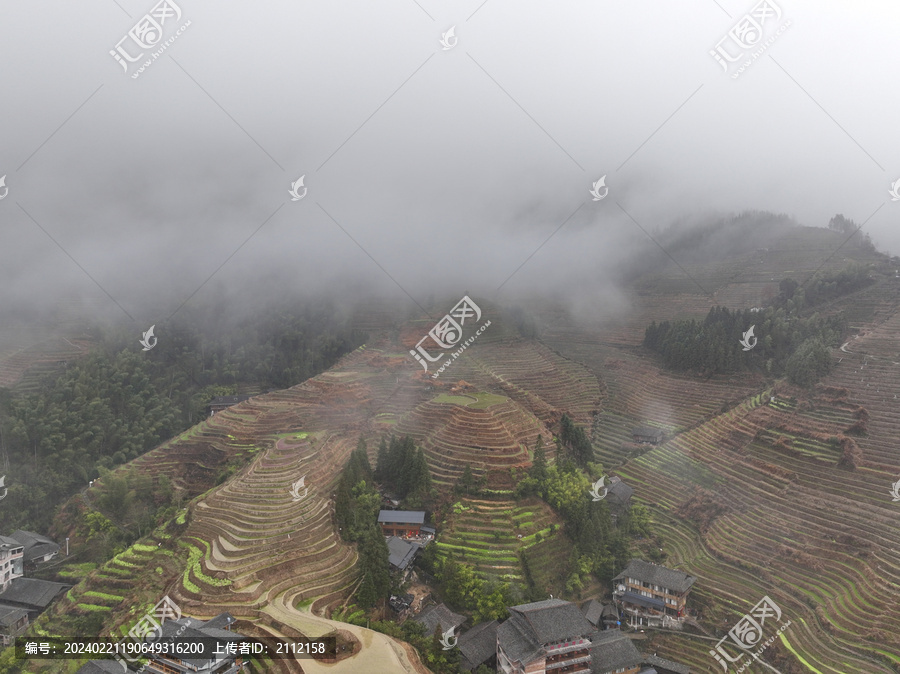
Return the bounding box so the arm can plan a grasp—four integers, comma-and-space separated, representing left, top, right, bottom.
263, 602, 431, 674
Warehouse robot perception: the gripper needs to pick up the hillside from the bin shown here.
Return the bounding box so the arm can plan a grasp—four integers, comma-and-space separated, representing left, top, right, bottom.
14, 224, 900, 673
537, 227, 900, 673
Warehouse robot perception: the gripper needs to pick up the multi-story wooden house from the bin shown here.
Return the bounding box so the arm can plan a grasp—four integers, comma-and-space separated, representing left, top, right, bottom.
497, 598, 596, 674
613, 559, 696, 622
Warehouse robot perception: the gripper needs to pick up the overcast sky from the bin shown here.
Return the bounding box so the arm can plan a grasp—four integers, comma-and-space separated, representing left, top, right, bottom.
1, 0, 898, 328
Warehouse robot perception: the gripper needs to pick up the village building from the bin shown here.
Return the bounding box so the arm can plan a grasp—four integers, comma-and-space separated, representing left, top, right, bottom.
415, 602, 466, 637
458, 619, 498, 671
207, 395, 251, 416
631, 427, 665, 445
8, 530, 60, 570
641, 654, 692, 674
377, 510, 426, 537
605, 477, 634, 519
386, 536, 422, 579
581, 599, 620, 631
497, 598, 596, 674
77, 611, 248, 674
0, 577, 69, 622
613, 559, 696, 625
590, 629, 643, 674
0, 605, 29, 646
0, 536, 24, 592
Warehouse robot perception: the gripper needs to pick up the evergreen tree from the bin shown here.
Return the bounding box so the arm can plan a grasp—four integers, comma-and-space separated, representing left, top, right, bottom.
374, 436, 389, 483
357, 572, 377, 609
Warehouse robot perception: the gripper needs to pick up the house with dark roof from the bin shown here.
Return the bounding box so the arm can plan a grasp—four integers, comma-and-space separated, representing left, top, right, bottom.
631, 427, 665, 445
641, 653, 691, 674
581, 599, 620, 630
0, 577, 69, 621
146, 611, 246, 673
8, 530, 60, 568
378, 510, 426, 537
613, 560, 696, 623
207, 395, 251, 416
386, 536, 422, 577
458, 619, 498, 671
0, 604, 28, 646
415, 603, 465, 636
590, 630, 643, 674
497, 598, 596, 674
0, 535, 24, 591
605, 477, 634, 517
77, 613, 246, 673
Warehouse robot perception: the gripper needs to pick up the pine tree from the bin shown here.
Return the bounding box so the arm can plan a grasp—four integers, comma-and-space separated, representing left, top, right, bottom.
374, 436, 388, 483
357, 572, 377, 609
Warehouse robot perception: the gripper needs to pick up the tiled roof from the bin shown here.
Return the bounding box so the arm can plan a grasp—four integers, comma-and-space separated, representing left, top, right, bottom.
511, 598, 596, 644
0, 578, 69, 609
386, 536, 420, 570
378, 510, 425, 524
158, 616, 246, 667
607, 477, 634, 505
199, 611, 236, 631
581, 599, 603, 626
8, 530, 59, 563
458, 620, 498, 670
0, 535, 22, 551
497, 613, 541, 664
614, 559, 696, 594
642, 653, 692, 674
498, 598, 597, 665
415, 603, 465, 635
591, 630, 643, 674
0, 604, 27, 628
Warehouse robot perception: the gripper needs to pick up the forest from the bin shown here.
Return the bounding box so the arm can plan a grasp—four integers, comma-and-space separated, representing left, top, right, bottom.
0, 299, 366, 534
643, 263, 872, 382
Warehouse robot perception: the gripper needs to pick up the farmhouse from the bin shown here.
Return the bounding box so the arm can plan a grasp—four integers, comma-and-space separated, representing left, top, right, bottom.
605, 476, 634, 516
590, 629, 642, 674
458, 619, 498, 671
378, 510, 426, 537
415, 602, 465, 636
613, 559, 696, 623
497, 598, 595, 674
386, 536, 422, 578
631, 427, 665, 445
207, 395, 251, 416
0, 605, 28, 646
581, 599, 620, 630
642, 654, 692, 674
8, 530, 60, 569
0, 577, 69, 622
77, 611, 248, 674
0, 536, 24, 591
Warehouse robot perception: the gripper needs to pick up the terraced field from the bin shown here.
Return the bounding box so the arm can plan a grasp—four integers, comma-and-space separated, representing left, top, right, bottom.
35, 331, 618, 672
539, 266, 900, 671
0, 335, 91, 390
32, 228, 899, 673
393, 393, 547, 489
